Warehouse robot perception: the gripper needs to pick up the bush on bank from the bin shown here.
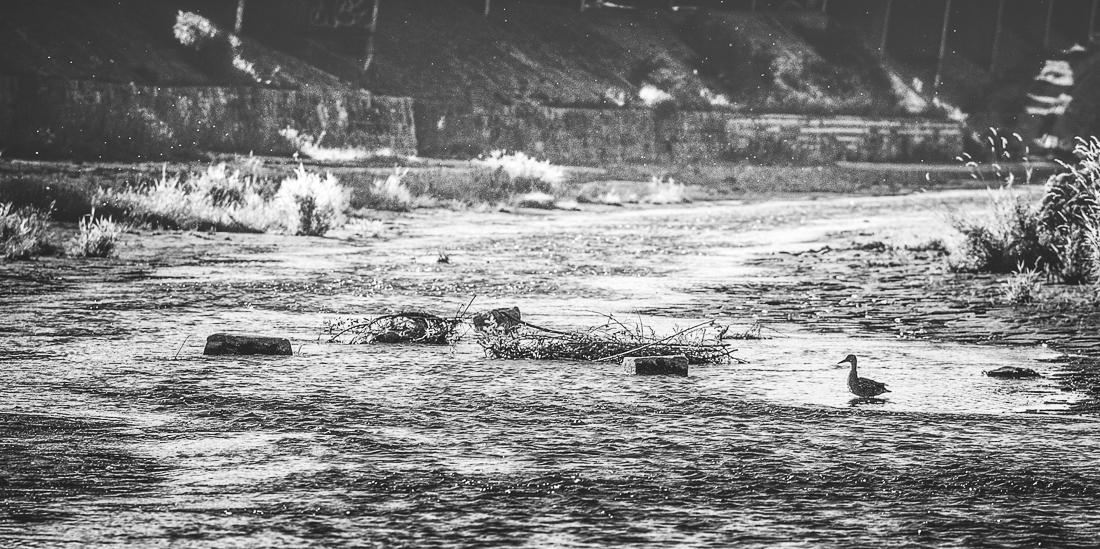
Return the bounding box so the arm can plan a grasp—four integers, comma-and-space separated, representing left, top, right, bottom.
951, 136, 1100, 286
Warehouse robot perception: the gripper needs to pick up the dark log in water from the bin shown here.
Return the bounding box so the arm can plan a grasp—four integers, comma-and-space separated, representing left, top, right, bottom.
203, 333, 293, 356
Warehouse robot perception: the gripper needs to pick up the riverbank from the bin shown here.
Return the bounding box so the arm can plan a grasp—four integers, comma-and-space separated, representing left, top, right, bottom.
0, 156, 1059, 223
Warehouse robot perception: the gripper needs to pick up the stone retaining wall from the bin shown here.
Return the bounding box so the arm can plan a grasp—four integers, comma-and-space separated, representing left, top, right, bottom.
0, 76, 962, 164
0, 76, 417, 159
416, 102, 964, 165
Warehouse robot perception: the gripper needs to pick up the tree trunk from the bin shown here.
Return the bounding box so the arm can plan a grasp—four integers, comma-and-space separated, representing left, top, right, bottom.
361, 0, 381, 86
933, 0, 953, 94
235, 0, 246, 34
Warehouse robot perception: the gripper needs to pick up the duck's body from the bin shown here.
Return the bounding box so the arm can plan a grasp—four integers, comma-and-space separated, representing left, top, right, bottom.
839, 354, 890, 397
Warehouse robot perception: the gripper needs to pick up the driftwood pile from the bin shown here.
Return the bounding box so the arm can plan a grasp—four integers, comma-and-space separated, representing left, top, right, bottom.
327, 305, 749, 365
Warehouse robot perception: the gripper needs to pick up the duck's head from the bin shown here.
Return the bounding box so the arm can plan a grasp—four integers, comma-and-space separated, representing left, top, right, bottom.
838, 354, 857, 366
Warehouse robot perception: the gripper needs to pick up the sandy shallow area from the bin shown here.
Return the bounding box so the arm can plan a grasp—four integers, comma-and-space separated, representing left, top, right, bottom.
3, 187, 1100, 547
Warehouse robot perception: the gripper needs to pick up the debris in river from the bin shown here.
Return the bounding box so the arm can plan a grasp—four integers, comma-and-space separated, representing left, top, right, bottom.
203, 333, 293, 356
326, 312, 464, 345
477, 317, 739, 365
983, 366, 1042, 378
622, 355, 689, 376
472, 307, 524, 333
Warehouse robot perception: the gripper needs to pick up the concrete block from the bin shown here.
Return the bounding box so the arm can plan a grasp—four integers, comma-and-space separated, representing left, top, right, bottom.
203, 333, 293, 356
983, 366, 1041, 379
622, 355, 688, 376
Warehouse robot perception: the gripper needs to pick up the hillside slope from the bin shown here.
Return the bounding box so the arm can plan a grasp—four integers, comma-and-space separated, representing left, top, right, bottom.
0, 0, 346, 89
333, 2, 915, 114
0, 1, 926, 117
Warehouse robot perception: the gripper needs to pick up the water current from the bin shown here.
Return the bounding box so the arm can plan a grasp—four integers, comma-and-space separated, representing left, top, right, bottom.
2, 191, 1099, 547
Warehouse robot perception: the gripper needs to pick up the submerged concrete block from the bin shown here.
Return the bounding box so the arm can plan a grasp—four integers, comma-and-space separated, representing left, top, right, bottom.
203, 333, 293, 356
622, 355, 689, 376
983, 366, 1041, 379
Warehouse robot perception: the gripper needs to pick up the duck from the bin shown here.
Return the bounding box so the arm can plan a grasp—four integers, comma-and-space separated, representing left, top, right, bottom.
838, 354, 890, 397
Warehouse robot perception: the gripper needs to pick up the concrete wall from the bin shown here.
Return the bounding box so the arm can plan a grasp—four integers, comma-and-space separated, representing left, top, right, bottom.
0, 76, 14, 150
0, 76, 961, 164
416, 102, 964, 165
0, 76, 416, 159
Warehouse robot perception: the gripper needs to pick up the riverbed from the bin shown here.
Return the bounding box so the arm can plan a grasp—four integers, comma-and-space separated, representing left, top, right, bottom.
2, 189, 1099, 547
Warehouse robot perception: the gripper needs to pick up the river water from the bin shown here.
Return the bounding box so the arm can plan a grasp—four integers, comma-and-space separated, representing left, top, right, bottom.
2, 191, 1099, 547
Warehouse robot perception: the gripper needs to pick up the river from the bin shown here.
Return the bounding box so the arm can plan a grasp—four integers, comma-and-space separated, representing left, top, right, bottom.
2, 189, 1098, 547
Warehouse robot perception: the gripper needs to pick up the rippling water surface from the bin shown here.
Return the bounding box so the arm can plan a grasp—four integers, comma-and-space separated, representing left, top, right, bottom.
3, 195, 1100, 547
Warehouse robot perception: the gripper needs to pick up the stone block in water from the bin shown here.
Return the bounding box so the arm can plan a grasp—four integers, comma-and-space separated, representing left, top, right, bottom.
203, 333, 293, 356
983, 366, 1041, 379
622, 355, 689, 376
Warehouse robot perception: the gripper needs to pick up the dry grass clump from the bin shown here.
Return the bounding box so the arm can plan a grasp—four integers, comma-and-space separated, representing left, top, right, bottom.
1038, 137, 1100, 284
98, 163, 350, 236
66, 210, 124, 258
476, 318, 738, 365
275, 166, 350, 235
1, 202, 53, 259
1000, 264, 1044, 304
576, 177, 692, 206
325, 312, 464, 345
355, 160, 569, 211
474, 150, 566, 186
949, 134, 1100, 285
358, 168, 417, 211
947, 184, 1046, 274
280, 127, 393, 162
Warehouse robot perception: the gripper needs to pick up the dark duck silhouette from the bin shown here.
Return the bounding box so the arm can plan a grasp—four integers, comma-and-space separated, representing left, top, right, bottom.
838, 354, 890, 398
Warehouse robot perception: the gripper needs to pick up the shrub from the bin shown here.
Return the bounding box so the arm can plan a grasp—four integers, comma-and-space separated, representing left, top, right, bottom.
98, 164, 350, 236
273, 166, 350, 236
1037, 136, 1100, 283
353, 161, 569, 210
474, 151, 565, 187
1, 202, 52, 260
67, 210, 124, 258
99, 164, 270, 231
948, 185, 1048, 274
278, 127, 397, 162
1000, 264, 1044, 304
949, 135, 1100, 284
357, 168, 415, 212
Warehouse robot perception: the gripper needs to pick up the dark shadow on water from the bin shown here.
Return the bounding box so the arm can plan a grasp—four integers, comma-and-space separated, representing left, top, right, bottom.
848, 397, 887, 407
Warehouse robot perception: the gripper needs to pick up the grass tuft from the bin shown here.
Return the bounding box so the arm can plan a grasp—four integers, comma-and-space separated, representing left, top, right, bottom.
67, 210, 124, 258
1, 202, 53, 260
947, 185, 1047, 274
274, 166, 350, 236
1000, 263, 1044, 304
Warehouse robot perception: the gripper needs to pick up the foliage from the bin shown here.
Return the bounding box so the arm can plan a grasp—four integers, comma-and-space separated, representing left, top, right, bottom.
1000, 264, 1044, 304
98, 163, 350, 236
67, 210, 124, 258
279, 127, 382, 162
1038, 137, 1100, 284
355, 153, 569, 210
274, 166, 350, 236
947, 185, 1048, 274
0, 202, 52, 260
357, 168, 416, 212
948, 134, 1100, 285
474, 150, 565, 187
